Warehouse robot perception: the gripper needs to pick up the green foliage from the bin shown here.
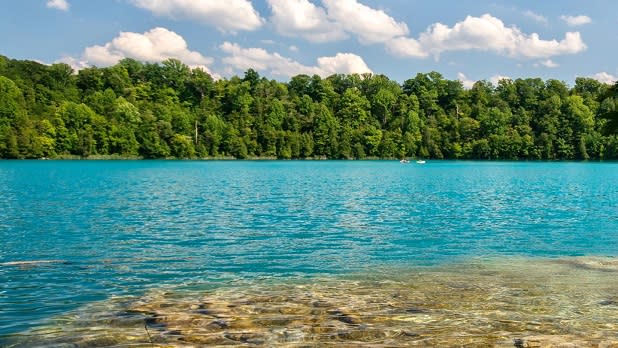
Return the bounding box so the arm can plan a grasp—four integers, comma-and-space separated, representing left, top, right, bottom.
0, 76, 25, 123
0, 54, 617, 159
598, 82, 618, 135
170, 134, 195, 158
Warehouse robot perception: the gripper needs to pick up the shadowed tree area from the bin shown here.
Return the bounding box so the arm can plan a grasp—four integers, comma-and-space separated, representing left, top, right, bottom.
1, 54, 617, 159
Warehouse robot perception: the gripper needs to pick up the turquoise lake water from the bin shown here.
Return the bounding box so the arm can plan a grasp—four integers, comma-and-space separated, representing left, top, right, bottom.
1, 160, 618, 345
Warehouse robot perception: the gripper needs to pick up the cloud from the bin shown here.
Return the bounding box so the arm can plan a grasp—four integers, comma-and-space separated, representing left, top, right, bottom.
266, 4, 584, 62
322, 0, 409, 43
523, 10, 547, 24
384, 36, 428, 58
60, 27, 214, 74
267, 0, 347, 42
268, 0, 408, 44
560, 15, 591, 27
458, 73, 513, 89
289, 45, 299, 52
387, 14, 586, 59
317, 53, 372, 76
537, 59, 559, 68
47, 0, 69, 11
457, 73, 475, 89
56, 56, 85, 70
590, 72, 617, 84
131, 0, 263, 31
489, 75, 511, 85
220, 42, 371, 78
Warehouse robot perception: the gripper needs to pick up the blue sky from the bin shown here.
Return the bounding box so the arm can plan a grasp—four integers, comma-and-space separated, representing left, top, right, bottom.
1, 0, 617, 86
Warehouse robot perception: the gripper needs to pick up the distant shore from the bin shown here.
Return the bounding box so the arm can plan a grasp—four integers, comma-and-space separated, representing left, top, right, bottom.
2, 156, 611, 162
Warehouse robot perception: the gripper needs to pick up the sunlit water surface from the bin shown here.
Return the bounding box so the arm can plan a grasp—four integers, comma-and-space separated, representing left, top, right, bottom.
1, 160, 617, 346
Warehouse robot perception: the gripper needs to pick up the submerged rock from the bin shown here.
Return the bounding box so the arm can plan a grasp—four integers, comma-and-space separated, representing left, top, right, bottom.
223, 331, 266, 344
559, 257, 618, 272
328, 309, 362, 325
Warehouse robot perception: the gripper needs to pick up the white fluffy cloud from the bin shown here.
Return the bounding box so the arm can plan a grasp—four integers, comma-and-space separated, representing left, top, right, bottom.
489, 75, 511, 85
523, 10, 547, 24
265, 3, 585, 62
131, 0, 263, 31
220, 42, 371, 78
387, 14, 586, 59
457, 73, 475, 89
61, 27, 214, 73
458, 73, 512, 89
590, 72, 617, 84
322, 0, 409, 43
561, 15, 591, 27
316, 53, 372, 76
47, 0, 69, 11
268, 0, 407, 44
267, 0, 347, 42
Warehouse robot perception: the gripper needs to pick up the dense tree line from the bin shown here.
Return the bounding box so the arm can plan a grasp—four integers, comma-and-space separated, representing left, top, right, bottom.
1, 54, 617, 160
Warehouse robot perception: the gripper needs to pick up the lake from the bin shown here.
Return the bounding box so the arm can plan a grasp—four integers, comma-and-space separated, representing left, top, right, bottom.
1, 160, 617, 346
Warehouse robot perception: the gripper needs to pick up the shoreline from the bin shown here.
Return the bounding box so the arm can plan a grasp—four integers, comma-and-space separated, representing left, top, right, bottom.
1, 156, 617, 163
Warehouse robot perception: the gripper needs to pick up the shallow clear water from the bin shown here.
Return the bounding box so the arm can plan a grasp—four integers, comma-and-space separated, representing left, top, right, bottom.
1, 160, 617, 345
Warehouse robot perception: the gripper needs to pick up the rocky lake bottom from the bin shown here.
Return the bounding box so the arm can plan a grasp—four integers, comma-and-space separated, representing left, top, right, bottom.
5, 256, 618, 347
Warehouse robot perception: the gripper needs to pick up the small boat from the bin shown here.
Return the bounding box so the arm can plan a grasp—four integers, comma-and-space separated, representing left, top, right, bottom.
416, 160, 426, 164
400, 159, 410, 164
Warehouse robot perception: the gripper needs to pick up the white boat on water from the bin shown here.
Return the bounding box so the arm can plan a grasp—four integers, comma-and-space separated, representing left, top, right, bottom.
400, 159, 410, 164
416, 160, 426, 164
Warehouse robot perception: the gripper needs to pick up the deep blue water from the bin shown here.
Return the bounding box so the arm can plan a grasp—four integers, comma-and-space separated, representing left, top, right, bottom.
1, 160, 617, 337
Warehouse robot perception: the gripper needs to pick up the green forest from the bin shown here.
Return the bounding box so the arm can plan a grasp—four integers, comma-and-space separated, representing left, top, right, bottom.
1, 54, 617, 160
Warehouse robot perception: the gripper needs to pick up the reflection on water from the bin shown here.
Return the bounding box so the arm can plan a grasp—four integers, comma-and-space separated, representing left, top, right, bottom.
6, 256, 618, 347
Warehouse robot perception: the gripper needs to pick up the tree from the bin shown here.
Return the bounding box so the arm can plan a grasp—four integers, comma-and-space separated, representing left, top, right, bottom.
2, 53, 618, 160
0, 76, 26, 126
77, 67, 105, 96
185, 68, 214, 106
53, 102, 101, 155
170, 134, 195, 158
599, 82, 618, 135
337, 87, 371, 128
202, 114, 226, 156
313, 103, 339, 158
